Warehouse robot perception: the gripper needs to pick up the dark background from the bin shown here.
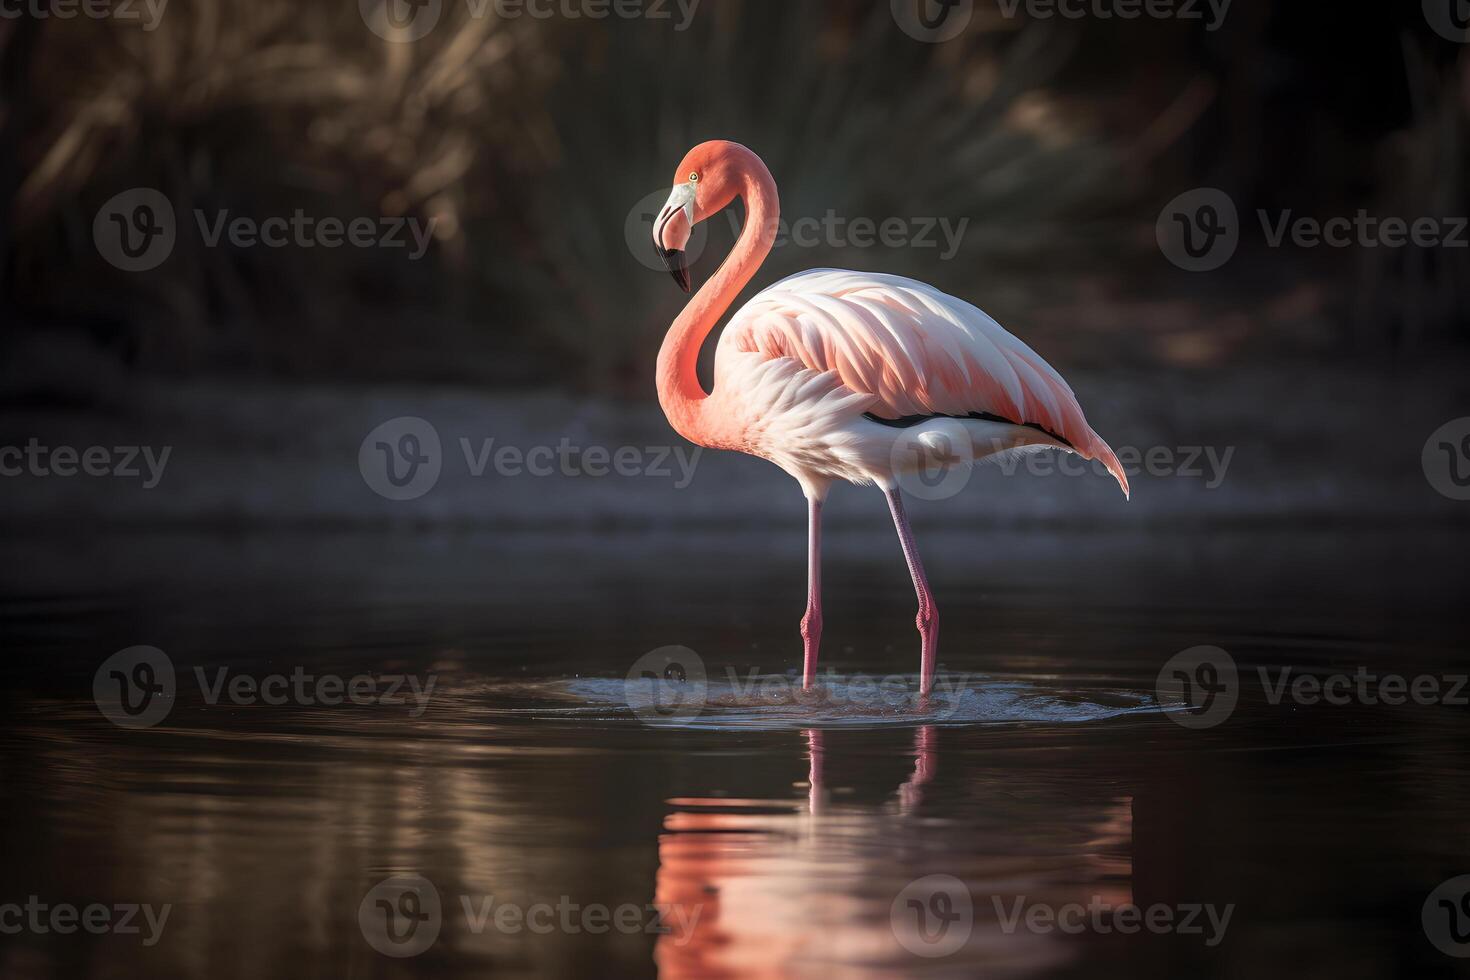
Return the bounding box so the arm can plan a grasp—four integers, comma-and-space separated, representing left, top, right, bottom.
2, 1, 1466, 388
2, 0, 1468, 530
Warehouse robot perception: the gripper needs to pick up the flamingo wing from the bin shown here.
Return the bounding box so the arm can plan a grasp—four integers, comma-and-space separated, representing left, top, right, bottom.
718, 269, 1129, 496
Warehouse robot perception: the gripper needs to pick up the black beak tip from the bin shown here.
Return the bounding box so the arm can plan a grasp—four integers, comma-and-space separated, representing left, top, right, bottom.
656, 246, 691, 293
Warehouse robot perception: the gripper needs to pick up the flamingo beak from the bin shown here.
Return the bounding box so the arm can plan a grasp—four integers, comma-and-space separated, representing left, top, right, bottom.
653, 183, 696, 293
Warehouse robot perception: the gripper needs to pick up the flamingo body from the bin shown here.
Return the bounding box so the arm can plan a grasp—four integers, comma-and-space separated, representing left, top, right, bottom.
711, 267, 1129, 499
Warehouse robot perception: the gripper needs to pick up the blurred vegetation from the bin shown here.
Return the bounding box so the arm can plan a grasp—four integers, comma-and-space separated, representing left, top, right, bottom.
1, 0, 556, 381
0, 0, 1466, 396
1356, 35, 1470, 349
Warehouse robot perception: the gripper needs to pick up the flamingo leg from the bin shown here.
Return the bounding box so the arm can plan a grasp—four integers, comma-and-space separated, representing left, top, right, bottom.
800, 496, 824, 691
884, 489, 938, 696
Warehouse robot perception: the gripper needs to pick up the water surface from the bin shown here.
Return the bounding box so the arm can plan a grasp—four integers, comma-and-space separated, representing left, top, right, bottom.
1, 526, 1466, 978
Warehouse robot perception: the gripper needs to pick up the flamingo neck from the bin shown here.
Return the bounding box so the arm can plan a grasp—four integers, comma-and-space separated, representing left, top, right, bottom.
656, 159, 779, 446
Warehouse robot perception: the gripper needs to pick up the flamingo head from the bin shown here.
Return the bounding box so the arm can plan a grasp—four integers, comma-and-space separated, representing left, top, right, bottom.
652, 141, 747, 293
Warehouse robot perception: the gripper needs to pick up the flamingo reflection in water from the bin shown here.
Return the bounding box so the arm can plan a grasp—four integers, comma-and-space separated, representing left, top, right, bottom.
652, 727, 1134, 977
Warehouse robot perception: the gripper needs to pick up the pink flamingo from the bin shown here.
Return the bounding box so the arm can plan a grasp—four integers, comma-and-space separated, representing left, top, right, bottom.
652, 141, 1128, 696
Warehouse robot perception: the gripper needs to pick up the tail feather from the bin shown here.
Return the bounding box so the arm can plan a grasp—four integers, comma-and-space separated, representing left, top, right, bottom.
1084, 431, 1130, 499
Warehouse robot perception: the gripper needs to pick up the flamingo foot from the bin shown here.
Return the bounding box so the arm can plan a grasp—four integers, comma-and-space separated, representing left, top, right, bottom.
800, 604, 823, 691
917, 599, 938, 698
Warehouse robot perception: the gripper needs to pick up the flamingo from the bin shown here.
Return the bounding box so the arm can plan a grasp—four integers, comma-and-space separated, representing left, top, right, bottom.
651, 140, 1128, 697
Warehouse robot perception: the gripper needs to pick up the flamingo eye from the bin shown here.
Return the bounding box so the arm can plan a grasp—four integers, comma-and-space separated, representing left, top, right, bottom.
688, 172, 700, 183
